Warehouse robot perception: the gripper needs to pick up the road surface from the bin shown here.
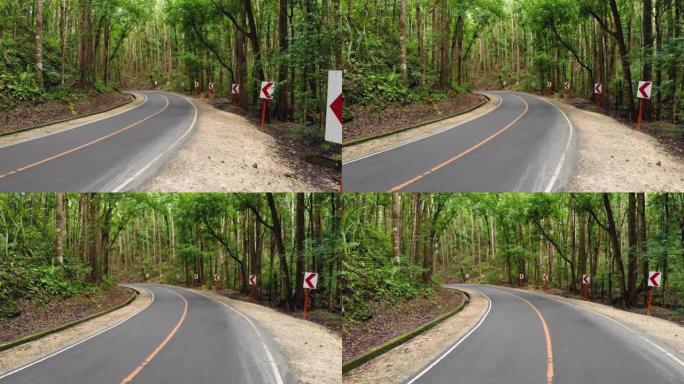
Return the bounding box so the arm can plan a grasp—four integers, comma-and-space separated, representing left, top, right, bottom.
405, 285, 684, 384
343, 92, 577, 192
0, 92, 196, 192
0, 284, 292, 384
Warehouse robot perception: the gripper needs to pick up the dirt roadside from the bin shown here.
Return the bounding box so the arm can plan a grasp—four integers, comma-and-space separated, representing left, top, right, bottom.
527, 289, 684, 355
343, 93, 500, 162
0, 287, 152, 376
198, 289, 341, 384
343, 288, 488, 384
0, 92, 144, 147
545, 97, 684, 191
141, 95, 336, 192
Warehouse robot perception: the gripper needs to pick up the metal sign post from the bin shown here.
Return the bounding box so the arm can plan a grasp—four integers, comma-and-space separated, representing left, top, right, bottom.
647, 271, 661, 316
259, 82, 274, 132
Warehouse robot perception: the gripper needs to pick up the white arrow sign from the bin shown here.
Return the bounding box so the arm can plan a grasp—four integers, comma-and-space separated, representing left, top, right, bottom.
303, 272, 318, 289
214, 274, 220, 282
543, 274, 549, 282
325, 70, 342, 144
637, 81, 653, 99
232, 84, 239, 94
519, 273, 525, 280
260, 81, 274, 100
582, 274, 590, 285
563, 81, 569, 91
249, 274, 257, 285
193, 273, 199, 280
648, 271, 661, 287
594, 83, 602, 94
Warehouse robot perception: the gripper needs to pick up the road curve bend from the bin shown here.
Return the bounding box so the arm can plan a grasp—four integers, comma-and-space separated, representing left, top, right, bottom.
343, 92, 577, 192
0, 284, 292, 384
405, 285, 684, 384
0, 91, 197, 192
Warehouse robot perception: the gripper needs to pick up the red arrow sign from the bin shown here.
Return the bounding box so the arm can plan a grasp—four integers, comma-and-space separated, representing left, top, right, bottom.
249, 275, 257, 285
649, 271, 661, 287
638, 81, 652, 99
260, 82, 273, 100
303, 272, 318, 289
330, 93, 342, 124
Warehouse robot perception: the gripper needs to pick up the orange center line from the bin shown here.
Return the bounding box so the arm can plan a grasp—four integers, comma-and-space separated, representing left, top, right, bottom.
121, 287, 188, 384
387, 93, 529, 192
0, 94, 170, 181
496, 288, 554, 384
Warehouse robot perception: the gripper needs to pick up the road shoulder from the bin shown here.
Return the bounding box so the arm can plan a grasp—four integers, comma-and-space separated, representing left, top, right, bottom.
197, 289, 341, 384
342, 288, 488, 384
342, 93, 500, 162
545, 97, 684, 191
141, 94, 332, 192
0, 287, 152, 377
0, 92, 145, 148
526, 289, 684, 355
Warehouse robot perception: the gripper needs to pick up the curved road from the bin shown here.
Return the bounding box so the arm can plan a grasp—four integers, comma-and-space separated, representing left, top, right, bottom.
405, 285, 684, 384
0, 92, 196, 192
0, 284, 292, 384
343, 92, 577, 192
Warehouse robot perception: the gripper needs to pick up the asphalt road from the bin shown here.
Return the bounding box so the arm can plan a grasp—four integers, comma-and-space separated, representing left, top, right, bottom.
0, 284, 292, 384
0, 91, 196, 192
405, 285, 684, 384
343, 92, 577, 192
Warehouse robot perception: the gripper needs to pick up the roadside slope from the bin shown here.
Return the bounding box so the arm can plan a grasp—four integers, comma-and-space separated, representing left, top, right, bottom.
343, 288, 487, 384
141, 95, 332, 192
546, 97, 684, 191
0, 286, 152, 376
197, 289, 341, 384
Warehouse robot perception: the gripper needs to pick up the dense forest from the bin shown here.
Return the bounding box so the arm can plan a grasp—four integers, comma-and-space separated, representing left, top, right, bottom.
0, 192, 342, 319
344, 193, 684, 321
345, 0, 684, 124
0, 0, 342, 132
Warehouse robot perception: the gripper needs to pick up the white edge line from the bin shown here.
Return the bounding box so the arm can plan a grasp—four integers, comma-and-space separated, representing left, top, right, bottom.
343, 94, 503, 165
0, 94, 149, 150
0, 286, 155, 380
530, 95, 575, 192
186, 288, 285, 384
522, 289, 684, 369
112, 93, 198, 192
405, 287, 493, 384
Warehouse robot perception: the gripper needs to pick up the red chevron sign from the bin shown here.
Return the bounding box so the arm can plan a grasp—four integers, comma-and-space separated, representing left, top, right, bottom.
637, 81, 652, 99
260, 81, 274, 100
582, 274, 590, 285
303, 272, 318, 289
249, 274, 257, 285
648, 271, 661, 287
232, 84, 239, 94
325, 71, 342, 144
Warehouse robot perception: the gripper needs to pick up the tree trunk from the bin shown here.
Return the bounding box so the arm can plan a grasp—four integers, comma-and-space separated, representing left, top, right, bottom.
391, 192, 401, 264
642, 0, 653, 119
399, 0, 408, 82
35, 0, 43, 88
275, 0, 291, 119
267, 194, 292, 311
55, 193, 65, 268
603, 194, 628, 307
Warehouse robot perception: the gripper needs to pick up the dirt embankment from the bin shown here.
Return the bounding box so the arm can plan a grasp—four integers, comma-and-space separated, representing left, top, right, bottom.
527, 289, 684, 356
0, 286, 152, 376
343, 288, 463, 361
545, 97, 684, 191
344, 92, 487, 142
343, 93, 499, 162
196, 289, 341, 384
0, 92, 144, 147
141, 95, 338, 192
0, 91, 133, 135
343, 288, 488, 384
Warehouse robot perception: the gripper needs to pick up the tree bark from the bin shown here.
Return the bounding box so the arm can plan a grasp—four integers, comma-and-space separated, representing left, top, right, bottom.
35, 0, 43, 88
391, 192, 401, 264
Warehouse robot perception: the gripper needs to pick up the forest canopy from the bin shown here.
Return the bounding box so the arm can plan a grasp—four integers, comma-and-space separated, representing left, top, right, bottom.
0, 193, 342, 318
343, 193, 684, 321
